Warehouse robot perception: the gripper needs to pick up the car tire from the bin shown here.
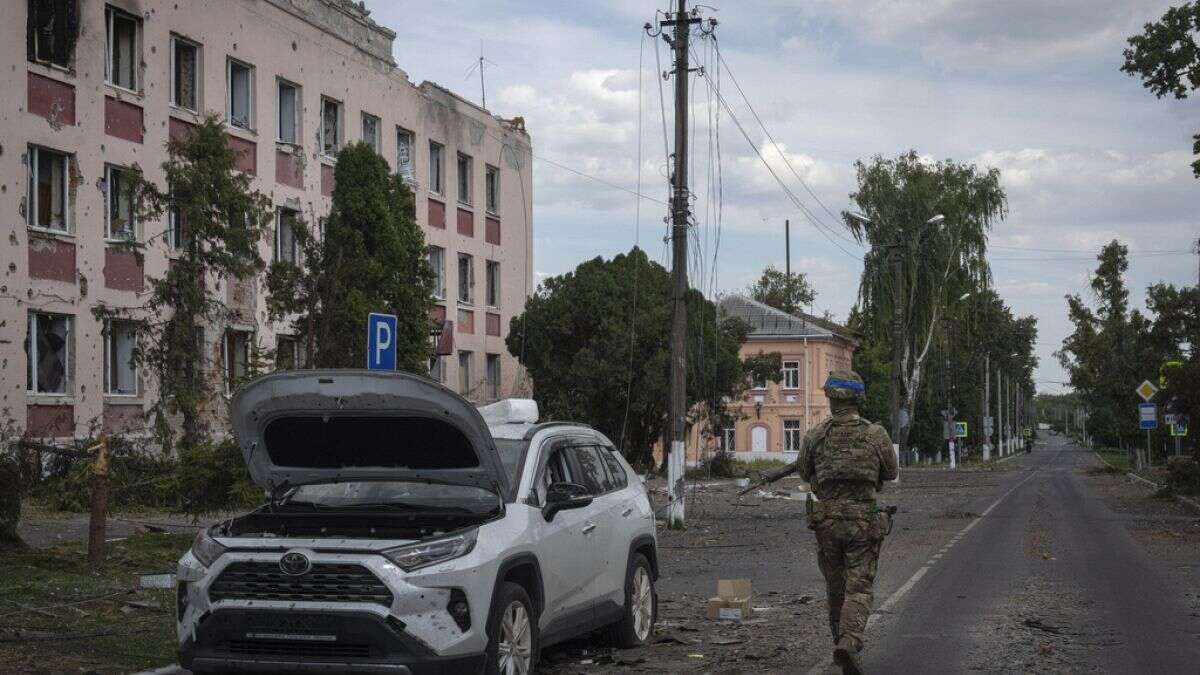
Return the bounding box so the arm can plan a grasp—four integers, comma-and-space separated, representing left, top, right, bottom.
604, 552, 657, 648
485, 581, 538, 675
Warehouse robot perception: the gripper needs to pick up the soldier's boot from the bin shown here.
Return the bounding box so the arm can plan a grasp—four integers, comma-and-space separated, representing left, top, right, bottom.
833, 637, 863, 675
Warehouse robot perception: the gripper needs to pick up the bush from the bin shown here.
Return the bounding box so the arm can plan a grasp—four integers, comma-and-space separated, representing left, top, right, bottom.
31, 437, 178, 512
1165, 457, 1200, 496
0, 452, 23, 546
175, 438, 262, 519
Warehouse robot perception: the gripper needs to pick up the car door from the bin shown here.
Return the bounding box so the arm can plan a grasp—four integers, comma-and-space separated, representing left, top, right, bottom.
586, 444, 641, 614
529, 438, 603, 634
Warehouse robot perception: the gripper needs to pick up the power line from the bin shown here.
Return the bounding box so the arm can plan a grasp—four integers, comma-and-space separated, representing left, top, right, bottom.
531, 154, 669, 206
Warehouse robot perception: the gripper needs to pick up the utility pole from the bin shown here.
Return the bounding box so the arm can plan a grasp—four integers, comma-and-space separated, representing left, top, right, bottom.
650, 1, 711, 528
983, 354, 991, 461
785, 219, 792, 313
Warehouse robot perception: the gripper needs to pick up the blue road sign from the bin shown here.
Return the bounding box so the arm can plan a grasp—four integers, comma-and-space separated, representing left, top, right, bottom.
1138, 403, 1157, 430
367, 313, 398, 371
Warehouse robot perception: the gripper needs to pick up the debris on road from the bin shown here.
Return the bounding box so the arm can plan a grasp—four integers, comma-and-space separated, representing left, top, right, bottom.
706, 579, 754, 621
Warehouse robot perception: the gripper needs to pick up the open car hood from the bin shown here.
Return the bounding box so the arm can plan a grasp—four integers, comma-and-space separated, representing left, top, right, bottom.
230, 370, 508, 496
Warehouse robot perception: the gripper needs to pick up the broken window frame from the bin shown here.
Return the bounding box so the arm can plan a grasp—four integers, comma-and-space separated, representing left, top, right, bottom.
485, 164, 500, 215
361, 112, 380, 153
169, 33, 200, 112
320, 97, 341, 157
485, 353, 500, 401
104, 164, 137, 242
27, 145, 70, 234
26, 311, 71, 396
276, 78, 300, 144
429, 141, 444, 196
226, 57, 254, 130
457, 252, 474, 305
782, 359, 801, 389
27, 0, 79, 69
274, 207, 299, 264
105, 5, 140, 92
457, 153, 473, 205
223, 328, 253, 395
396, 127, 415, 185
103, 319, 138, 396
783, 419, 803, 452
429, 246, 445, 299
485, 259, 500, 308
458, 350, 474, 395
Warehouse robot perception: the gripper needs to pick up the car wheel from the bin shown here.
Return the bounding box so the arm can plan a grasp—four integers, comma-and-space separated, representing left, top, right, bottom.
605, 552, 656, 648
486, 581, 537, 675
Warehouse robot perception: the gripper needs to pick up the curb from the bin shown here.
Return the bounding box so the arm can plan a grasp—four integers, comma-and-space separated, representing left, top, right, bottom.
1091, 451, 1200, 513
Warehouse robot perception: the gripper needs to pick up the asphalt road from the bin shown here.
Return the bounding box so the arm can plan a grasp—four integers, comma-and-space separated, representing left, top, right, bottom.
858, 434, 1200, 673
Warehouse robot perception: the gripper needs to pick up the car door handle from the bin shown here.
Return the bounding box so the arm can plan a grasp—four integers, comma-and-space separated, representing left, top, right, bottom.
621, 506, 634, 517
581, 522, 596, 534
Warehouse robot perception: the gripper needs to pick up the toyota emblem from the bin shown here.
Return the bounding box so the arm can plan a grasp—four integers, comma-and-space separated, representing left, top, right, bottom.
279, 551, 312, 576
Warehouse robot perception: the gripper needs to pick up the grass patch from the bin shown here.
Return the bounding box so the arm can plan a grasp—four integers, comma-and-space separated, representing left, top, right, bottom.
0, 531, 191, 673
685, 457, 790, 480
1095, 449, 1133, 473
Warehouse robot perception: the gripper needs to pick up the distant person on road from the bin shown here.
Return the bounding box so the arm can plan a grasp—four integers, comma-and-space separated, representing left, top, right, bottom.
798, 370, 898, 675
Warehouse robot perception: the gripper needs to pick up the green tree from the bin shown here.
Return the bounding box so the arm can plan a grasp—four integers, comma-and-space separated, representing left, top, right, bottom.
507, 248, 780, 468
1122, 3, 1200, 177
843, 151, 1007, 455
747, 265, 815, 313
1143, 283, 1199, 459
266, 143, 434, 372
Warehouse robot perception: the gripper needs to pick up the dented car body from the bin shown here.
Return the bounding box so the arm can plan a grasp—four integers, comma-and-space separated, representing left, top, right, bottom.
176, 370, 658, 674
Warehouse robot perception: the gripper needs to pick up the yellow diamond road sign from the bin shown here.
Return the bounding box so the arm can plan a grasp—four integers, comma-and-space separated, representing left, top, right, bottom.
1136, 380, 1158, 402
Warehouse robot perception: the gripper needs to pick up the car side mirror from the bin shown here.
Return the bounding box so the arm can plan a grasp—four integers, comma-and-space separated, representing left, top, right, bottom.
542, 482, 593, 522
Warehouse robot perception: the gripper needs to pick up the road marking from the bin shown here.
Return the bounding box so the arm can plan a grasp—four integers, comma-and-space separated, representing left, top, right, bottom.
805, 462, 1046, 675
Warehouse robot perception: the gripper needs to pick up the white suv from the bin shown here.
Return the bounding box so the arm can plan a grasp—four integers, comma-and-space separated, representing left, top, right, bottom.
176, 370, 658, 674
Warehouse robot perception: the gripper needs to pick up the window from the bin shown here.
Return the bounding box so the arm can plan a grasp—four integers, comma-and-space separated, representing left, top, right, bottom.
722, 427, 736, 452
458, 350, 473, 394
783, 419, 803, 452
429, 246, 445, 299
167, 205, 187, 251
396, 128, 415, 184
275, 207, 298, 263
277, 80, 299, 143
105, 5, 139, 90
104, 165, 136, 241
224, 329, 252, 393
28, 0, 79, 68
602, 447, 629, 490
485, 164, 499, 214
276, 335, 301, 370
751, 371, 766, 390
361, 113, 380, 153
28, 146, 69, 232
485, 260, 500, 307
429, 142, 444, 195
170, 35, 199, 111
429, 355, 443, 382
783, 360, 801, 389
457, 153, 472, 205
571, 445, 612, 495
26, 312, 70, 394
227, 59, 253, 129
321, 97, 341, 156
457, 253, 474, 304
104, 320, 137, 395
486, 354, 500, 400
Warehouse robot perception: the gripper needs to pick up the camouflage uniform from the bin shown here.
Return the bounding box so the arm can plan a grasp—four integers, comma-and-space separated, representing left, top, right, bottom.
798, 370, 898, 664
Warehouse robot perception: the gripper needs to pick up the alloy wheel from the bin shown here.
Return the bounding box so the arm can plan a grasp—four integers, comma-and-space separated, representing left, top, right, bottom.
632, 566, 653, 641
498, 600, 532, 675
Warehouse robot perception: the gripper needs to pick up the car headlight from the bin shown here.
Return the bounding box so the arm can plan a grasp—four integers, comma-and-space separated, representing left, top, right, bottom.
383, 529, 478, 572
190, 527, 227, 568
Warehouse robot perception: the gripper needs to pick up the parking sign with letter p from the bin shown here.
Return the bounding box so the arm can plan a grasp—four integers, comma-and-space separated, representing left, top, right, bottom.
367, 313, 398, 371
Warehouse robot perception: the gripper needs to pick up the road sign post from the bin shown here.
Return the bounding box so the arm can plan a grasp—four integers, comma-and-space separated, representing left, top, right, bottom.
367, 313, 398, 371
1139, 402, 1157, 469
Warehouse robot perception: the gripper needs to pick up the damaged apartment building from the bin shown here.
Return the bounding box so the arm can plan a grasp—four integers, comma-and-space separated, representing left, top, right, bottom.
2, 0, 534, 440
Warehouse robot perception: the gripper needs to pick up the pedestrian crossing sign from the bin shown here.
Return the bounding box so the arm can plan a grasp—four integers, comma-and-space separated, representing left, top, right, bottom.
954, 421, 968, 438
1171, 420, 1188, 437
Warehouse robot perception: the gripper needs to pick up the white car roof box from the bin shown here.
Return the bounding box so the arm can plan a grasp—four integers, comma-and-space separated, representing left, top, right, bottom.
477, 399, 539, 426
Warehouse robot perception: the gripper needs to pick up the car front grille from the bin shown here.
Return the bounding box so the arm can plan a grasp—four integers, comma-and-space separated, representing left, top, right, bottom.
209, 561, 393, 606
224, 640, 373, 659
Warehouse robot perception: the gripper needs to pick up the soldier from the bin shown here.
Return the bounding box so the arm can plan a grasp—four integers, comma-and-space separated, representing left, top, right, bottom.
798, 370, 898, 674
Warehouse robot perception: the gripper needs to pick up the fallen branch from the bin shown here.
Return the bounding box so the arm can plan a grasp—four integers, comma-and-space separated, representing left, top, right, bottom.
0, 588, 135, 619
0, 627, 153, 643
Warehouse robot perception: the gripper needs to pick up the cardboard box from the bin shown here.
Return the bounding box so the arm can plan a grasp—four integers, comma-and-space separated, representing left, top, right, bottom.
706, 579, 753, 621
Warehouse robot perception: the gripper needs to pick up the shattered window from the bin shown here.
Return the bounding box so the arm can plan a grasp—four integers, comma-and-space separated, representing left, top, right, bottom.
396, 128, 415, 185
361, 113, 380, 153
224, 329, 253, 393
104, 320, 137, 395
105, 5, 139, 90
486, 354, 500, 400
227, 59, 253, 129
485, 260, 500, 307
457, 153, 472, 205
458, 350, 473, 395
27, 0, 79, 68
321, 97, 341, 156
26, 312, 71, 395
783, 419, 803, 452
29, 145, 69, 232
275, 335, 300, 370
457, 253, 474, 304
485, 164, 499, 214
428, 246, 445, 299
275, 207, 298, 264
277, 80, 298, 143
429, 141, 444, 195
170, 35, 199, 111
105, 165, 136, 241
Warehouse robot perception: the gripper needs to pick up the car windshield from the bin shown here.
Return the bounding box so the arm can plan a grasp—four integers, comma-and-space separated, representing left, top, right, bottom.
284, 481, 500, 514
495, 438, 530, 489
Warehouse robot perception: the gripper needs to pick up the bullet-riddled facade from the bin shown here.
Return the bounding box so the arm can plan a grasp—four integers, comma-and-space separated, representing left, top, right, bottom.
3, 0, 533, 439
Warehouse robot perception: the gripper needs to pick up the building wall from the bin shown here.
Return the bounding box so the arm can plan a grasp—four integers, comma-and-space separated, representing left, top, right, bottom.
654, 334, 856, 467
1, 0, 533, 439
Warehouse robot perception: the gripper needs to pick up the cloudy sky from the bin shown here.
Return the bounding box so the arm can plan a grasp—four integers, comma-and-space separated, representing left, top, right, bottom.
369, 0, 1200, 393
